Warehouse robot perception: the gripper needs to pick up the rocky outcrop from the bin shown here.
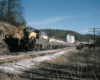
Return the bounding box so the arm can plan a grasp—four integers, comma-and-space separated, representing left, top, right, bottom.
0, 22, 24, 39
0, 22, 26, 54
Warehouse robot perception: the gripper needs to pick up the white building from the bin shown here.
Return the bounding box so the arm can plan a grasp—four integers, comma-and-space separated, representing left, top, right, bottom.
66, 35, 70, 43
66, 34, 75, 44
71, 35, 75, 44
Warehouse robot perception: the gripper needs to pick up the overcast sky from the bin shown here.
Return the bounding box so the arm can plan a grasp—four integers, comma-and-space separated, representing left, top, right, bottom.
21, 0, 100, 34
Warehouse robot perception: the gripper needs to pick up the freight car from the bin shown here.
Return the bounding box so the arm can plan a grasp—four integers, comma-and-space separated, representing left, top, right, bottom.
48, 38, 67, 49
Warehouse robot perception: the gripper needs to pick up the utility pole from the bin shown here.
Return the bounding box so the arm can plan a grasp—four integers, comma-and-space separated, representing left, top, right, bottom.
89, 28, 100, 49
88, 34, 89, 48
65, 32, 67, 42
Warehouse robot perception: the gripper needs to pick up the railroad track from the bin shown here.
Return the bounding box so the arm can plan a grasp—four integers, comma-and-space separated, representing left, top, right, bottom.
0, 47, 75, 74
0, 47, 74, 64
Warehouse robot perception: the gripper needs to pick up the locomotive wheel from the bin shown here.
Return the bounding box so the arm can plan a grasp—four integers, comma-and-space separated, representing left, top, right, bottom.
46, 45, 49, 50
50, 46, 52, 50
45, 45, 48, 50
60, 46, 62, 49
37, 45, 40, 51
34, 45, 37, 51
22, 49, 26, 52
37, 48, 39, 51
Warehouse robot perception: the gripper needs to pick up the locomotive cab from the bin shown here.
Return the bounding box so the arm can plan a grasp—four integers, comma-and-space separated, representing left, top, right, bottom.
20, 27, 37, 51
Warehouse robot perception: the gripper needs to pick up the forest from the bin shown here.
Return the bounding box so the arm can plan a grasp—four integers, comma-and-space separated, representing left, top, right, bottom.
0, 0, 26, 26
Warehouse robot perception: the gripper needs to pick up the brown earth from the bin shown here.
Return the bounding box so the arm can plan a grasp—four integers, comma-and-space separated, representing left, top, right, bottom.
0, 22, 25, 39
0, 22, 26, 54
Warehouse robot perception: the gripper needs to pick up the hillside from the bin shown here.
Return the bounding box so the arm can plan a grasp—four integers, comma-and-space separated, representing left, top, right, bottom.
0, 22, 26, 54
40, 29, 96, 42
0, 22, 25, 39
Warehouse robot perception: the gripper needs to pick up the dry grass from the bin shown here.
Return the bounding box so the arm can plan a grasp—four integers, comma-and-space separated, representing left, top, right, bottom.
40, 48, 100, 80
0, 74, 19, 80
44, 48, 100, 66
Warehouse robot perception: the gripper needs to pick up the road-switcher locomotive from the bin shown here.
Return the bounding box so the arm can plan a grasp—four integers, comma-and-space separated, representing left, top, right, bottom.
19, 27, 49, 51
18, 27, 67, 51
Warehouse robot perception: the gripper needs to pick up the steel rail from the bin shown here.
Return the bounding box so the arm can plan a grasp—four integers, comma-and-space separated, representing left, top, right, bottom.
0, 48, 66, 64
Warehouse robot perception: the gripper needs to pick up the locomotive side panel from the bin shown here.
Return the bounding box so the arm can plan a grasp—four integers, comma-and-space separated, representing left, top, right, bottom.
36, 31, 49, 50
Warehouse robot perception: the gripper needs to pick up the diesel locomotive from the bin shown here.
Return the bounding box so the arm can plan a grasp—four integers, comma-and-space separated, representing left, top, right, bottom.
18, 27, 67, 51
19, 27, 49, 51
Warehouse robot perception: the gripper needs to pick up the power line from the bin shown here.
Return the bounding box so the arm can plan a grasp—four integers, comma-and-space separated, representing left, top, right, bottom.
88, 28, 100, 49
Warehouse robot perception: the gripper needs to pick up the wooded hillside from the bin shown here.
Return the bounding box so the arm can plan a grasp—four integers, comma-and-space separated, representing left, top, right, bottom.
0, 0, 26, 27
40, 29, 97, 42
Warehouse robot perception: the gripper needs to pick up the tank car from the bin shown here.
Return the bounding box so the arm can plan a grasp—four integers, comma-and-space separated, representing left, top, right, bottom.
48, 37, 67, 49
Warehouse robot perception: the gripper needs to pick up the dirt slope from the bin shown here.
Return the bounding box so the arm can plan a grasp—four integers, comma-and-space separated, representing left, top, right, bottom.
0, 22, 26, 54
0, 22, 25, 39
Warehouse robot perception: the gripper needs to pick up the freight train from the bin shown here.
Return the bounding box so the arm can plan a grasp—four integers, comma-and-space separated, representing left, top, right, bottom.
1, 27, 67, 52
18, 27, 67, 51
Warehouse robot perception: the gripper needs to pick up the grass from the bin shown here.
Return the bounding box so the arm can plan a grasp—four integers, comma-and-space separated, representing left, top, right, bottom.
45, 48, 100, 66
39, 47, 100, 80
